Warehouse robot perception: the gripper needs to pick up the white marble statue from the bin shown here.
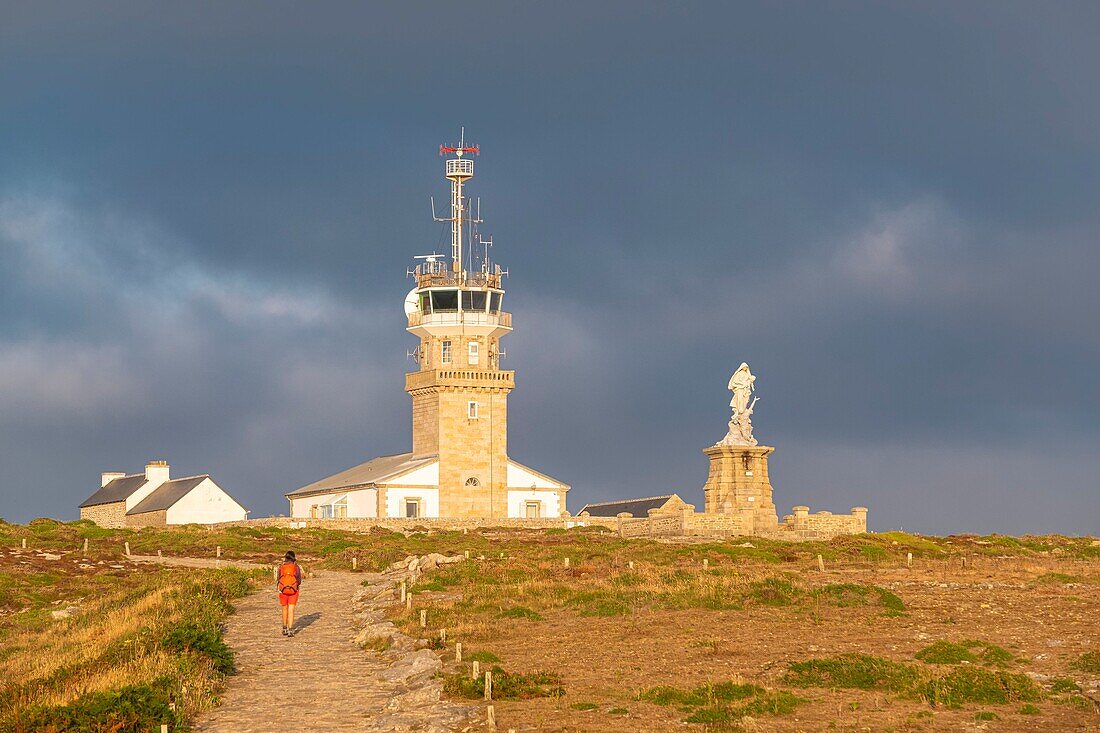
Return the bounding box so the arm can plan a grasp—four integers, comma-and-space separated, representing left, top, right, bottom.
719, 362, 759, 447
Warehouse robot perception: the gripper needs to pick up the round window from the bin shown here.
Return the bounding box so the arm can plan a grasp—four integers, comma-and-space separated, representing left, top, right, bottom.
465, 477, 481, 487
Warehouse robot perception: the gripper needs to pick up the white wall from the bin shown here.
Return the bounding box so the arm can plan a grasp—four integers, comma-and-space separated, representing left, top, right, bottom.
507, 490, 561, 519
289, 488, 378, 518
385, 488, 440, 518
388, 461, 439, 486
166, 479, 247, 525
124, 479, 157, 511
347, 489, 378, 518
507, 461, 564, 490
290, 492, 338, 518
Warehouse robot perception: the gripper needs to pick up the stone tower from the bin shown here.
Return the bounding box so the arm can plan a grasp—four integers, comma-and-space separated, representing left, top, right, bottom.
404, 133, 514, 517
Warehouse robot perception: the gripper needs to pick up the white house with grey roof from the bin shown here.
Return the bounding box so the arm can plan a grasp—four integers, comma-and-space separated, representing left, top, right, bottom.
286, 452, 568, 520
79, 460, 248, 528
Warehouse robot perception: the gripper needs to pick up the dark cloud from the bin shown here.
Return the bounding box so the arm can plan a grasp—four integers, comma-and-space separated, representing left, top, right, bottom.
1, 2, 1097, 533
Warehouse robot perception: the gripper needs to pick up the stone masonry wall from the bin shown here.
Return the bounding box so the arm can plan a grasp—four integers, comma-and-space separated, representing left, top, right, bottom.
125, 510, 168, 528
80, 502, 126, 528
213, 516, 620, 533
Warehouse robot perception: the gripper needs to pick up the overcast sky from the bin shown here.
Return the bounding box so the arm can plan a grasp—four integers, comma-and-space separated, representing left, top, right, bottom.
1, 2, 1097, 534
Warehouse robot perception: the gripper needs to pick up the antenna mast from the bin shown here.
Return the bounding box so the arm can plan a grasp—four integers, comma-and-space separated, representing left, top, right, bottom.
438, 127, 480, 278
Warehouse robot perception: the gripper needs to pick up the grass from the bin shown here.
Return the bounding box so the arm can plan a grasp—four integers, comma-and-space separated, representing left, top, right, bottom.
443, 666, 564, 700
1071, 650, 1100, 674
0, 561, 262, 732
914, 640, 1015, 666
639, 681, 800, 725
784, 654, 1043, 708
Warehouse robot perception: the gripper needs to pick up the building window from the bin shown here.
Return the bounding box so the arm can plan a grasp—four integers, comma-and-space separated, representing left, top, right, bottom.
468, 341, 479, 366
525, 501, 541, 519
404, 499, 420, 518
333, 495, 348, 519
465, 477, 480, 487
468, 401, 479, 419
441, 340, 452, 364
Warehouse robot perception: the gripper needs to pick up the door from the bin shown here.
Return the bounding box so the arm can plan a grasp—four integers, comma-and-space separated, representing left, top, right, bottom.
525, 501, 541, 519
405, 499, 420, 518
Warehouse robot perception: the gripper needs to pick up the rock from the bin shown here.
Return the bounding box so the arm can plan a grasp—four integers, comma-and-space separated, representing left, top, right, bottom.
379, 649, 441, 683
1026, 672, 1050, 682
51, 606, 80, 620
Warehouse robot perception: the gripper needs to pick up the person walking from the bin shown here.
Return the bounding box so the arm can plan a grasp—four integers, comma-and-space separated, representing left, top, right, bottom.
277, 550, 303, 636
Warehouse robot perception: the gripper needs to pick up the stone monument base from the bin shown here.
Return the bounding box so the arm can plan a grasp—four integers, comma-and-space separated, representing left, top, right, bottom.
702, 444, 779, 533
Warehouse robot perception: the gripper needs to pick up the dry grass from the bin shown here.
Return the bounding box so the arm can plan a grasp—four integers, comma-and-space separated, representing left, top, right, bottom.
0, 549, 261, 732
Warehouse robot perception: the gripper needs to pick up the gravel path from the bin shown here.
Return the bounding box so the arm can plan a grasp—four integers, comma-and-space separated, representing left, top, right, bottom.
133, 555, 478, 732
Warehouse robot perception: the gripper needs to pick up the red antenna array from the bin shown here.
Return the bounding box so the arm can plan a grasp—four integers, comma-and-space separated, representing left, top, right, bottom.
440, 143, 479, 156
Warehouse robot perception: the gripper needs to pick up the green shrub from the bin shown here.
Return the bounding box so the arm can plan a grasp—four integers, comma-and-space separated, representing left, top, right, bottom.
1050, 677, 1080, 693
1018, 703, 1041, 715
974, 711, 999, 721
609, 707, 629, 715
1071, 650, 1100, 674
747, 578, 801, 606
464, 650, 500, 663
14, 682, 175, 733
443, 667, 564, 700
570, 702, 598, 710
498, 606, 543, 621
921, 666, 1042, 708
915, 640, 1013, 666
161, 622, 235, 675
785, 655, 920, 693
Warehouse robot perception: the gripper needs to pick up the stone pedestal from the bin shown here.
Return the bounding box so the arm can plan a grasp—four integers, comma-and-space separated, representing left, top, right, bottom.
702, 444, 779, 533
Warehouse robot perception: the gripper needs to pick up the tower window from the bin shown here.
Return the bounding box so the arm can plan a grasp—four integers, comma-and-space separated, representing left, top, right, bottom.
465, 290, 487, 312
441, 340, 452, 364
432, 289, 458, 312
468, 341, 479, 366
489, 292, 502, 313
468, 401, 479, 419
465, 477, 480, 487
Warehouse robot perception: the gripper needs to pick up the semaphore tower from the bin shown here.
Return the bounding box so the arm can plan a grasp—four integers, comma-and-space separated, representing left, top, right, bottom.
286, 131, 569, 521
404, 132, 515, 517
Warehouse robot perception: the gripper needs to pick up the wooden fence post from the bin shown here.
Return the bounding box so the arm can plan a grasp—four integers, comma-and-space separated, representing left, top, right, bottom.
352, 557, 358, 570
702, 558, 708, 570
455, 642, 463, 662
82, 538, 89, 555
400, 580, 407, 602
420, 609, 427, 628
440, 628, 447, 643
158, 549, 163, 558
628, 560, 634, 570
472, 660, 480, 680
484, 670, 493, 700
216, 546, 222, 559
906, 552, 913, 569
124, 541, 130, 556
405, 594, 412, 611
487, 704, 496, 730
563, 557, 570, 568
817, 555, 825, 572
464, 550, 470, 560
21, 538, 27, 549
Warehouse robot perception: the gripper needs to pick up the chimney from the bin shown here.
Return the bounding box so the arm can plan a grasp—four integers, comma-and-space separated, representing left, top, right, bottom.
145, 460, 170, 485
101, 471, 126, 488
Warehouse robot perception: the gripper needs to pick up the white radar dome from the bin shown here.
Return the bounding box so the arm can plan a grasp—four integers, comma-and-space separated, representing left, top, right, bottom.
403, 288, 420, 316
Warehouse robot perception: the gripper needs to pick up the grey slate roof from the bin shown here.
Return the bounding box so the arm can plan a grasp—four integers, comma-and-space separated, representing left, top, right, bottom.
79, 474, 146, 508
287, 453, 438, 498
577, 495, 677, 517
128, 475, 210, 515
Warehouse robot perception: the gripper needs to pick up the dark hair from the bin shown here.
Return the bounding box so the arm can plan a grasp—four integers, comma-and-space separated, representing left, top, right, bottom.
284, 551, 296, 562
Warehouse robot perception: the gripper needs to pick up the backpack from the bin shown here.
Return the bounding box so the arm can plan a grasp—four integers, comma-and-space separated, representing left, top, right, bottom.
278, 562, 299, 595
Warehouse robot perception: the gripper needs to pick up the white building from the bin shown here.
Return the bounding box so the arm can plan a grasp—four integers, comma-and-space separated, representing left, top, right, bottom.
287, 452, 568, 520
79, 460, 249, 528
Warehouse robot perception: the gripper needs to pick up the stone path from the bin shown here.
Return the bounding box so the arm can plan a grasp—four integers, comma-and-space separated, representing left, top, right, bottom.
136, 554, 477, 732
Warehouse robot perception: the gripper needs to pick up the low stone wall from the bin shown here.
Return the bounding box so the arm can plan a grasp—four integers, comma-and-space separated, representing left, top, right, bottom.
211, 516, 620, 533
209, 506, 867, 540
780, 506, 868, 536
